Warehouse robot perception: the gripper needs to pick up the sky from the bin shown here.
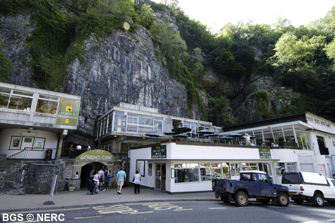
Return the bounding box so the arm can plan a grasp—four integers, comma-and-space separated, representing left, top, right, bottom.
151, 0, 335, 32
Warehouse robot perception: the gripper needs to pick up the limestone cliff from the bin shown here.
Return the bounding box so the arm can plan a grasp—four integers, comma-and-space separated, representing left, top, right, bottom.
0, 12, 204, 145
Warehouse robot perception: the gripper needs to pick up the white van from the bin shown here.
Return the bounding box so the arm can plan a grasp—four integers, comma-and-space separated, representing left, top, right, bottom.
281, 172, 335, 206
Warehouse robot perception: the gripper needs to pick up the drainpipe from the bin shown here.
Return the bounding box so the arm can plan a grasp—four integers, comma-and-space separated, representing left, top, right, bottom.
32, 163, 60, 194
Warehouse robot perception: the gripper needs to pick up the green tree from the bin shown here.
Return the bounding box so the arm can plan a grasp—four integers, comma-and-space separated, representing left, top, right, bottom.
136, 3, 155, 29
209, 96, 234, 126
0, 39, 13, 81
149, 22, 187, 57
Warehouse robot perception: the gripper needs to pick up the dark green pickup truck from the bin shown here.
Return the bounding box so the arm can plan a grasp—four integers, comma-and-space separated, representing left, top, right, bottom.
212, 170, 290, 207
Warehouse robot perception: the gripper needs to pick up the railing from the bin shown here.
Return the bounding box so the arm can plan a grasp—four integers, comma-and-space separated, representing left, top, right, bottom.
0, 147, 29, 171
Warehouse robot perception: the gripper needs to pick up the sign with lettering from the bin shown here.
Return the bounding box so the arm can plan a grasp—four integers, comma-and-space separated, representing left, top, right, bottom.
76, 150, 116, 161
56, 98, 80, 126
259, 148, 272, 159
151, 145, 166, 158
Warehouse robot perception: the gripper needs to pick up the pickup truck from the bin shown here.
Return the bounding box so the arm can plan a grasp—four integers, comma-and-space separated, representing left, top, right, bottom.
281, 171, 335, 206
212, 171, 290, 207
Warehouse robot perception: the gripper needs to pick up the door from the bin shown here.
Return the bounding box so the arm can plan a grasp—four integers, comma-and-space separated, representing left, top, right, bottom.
21, 137, 33, 150
161, 164, 166, 191
155, 163, 166, 191
155, 164, 161, 189
258, 173, 275, 197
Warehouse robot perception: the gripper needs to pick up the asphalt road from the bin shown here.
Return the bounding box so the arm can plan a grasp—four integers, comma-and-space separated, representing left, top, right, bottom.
2, 201, 335, 223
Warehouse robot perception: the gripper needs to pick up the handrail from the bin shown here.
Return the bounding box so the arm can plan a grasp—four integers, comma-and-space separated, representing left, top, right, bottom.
0, 147, 27, 162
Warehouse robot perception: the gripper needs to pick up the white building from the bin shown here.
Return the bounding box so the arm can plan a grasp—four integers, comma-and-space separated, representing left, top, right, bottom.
128, 113, 335, 193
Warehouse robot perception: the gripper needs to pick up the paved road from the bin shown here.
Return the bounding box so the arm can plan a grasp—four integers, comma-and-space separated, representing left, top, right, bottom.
2, 201, 334, 223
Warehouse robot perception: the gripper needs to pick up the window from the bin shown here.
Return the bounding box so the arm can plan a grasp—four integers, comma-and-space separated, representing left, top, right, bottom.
4, 90, 34, 111
113, 111, 126, 132
36, 94, 58, 114
241, 163, 258, 171
200, 163, 221, 181
258, 173, 270, 183
174, 163, 199, 183
240, 173, 252, 181
286, 163, 297, 172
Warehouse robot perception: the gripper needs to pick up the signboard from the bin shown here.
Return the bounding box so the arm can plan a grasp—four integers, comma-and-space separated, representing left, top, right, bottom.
151, 145, 166, 158
76, 150, 116, 161
259, 148, 272, 159
56, 98, 80, 126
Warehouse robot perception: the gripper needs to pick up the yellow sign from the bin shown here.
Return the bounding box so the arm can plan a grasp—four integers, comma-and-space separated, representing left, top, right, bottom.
56, 98, 80, 126
76, 149, 116, 161
123, 22, 130, 31
66, 106, 72, 112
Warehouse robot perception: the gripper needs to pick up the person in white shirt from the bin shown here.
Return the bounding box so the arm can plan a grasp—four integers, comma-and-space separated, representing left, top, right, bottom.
76, 144, 82, 156
87, 145, 91, 151
133, 170, 141, 194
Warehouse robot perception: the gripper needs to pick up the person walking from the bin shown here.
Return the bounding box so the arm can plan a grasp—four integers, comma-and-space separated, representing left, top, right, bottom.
133, 170, 141, 194
98, 168, 104, 190
103, 169, 110, 191
116, 168, 126, 194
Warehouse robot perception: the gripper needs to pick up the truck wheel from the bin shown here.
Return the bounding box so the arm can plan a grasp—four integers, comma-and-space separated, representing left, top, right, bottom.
221, 196, 231, 203
294, 198, 303, 205
313, 193, 324, 207
277, 193, 289, 207
234, 191, 248, 207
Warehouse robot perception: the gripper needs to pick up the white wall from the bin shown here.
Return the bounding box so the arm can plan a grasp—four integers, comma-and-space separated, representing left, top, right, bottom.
0, 128, 59, 159
129, 143, 332, 193
129, 148, 154, 189
171, 143, 260, 160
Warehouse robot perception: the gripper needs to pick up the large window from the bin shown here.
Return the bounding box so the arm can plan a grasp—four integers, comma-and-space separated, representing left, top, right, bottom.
0, 87, 33, 111
200, 163, 221, 181
174, 163, 199, 183
113, 111, 126, 132
36, 94, 58, 114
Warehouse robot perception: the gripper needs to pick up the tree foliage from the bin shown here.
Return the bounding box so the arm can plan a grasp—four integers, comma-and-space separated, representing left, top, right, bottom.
0, 39, 13, 82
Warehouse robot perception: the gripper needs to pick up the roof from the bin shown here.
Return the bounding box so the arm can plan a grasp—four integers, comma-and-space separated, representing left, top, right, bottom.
240, 170, 267, 174
222, 113, 308, 132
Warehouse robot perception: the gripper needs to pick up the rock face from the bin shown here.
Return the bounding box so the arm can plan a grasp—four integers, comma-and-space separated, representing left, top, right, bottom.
0, 13, 204, 143
0, 9, 299, 142
64, 26, 203, 140
231, 75, 301, 123
0, 14, 35, 87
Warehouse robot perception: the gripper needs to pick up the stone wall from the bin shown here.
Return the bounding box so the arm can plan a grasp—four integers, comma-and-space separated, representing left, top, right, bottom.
0, 160, 67, 195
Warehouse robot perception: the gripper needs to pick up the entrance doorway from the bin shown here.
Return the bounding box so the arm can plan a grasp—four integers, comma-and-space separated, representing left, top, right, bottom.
258, 163, 273, 179
80, 162, 105, 188
155, 163, 166, 191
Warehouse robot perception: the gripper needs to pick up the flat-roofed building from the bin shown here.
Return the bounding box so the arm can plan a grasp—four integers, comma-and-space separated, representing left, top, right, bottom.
0, 82, 81, 160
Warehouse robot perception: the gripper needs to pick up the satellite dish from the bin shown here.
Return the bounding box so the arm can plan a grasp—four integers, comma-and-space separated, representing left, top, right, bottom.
123, 22, 130, 31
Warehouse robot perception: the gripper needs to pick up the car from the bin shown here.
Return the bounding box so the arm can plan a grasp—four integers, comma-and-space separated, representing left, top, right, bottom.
212, 171, 290, 207
281, 171, 335, 206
